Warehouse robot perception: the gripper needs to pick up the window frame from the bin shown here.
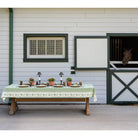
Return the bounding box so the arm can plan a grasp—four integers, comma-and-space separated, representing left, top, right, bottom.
23, 34, 68, 62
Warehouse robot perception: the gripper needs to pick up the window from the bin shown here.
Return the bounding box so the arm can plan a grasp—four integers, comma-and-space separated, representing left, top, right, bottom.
24, 34, 68, 62
110, 35, 138, 68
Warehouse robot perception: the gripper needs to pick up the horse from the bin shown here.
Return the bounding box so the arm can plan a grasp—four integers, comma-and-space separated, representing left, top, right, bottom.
122, 48, 133, 66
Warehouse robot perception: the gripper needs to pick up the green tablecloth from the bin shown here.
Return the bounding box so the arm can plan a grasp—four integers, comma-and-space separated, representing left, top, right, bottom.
1, 84, 97, 102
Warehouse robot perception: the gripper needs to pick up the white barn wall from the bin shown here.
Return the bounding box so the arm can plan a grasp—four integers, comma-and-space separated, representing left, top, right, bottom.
1, 8, 138, 103
13, 8, 138, 103
0, 8, 9, 103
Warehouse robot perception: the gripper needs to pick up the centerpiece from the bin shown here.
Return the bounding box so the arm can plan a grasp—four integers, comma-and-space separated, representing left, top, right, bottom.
37, 72, 42, 85
29, 78, 35, 86
59, 72, 64, 85
48, 78, 55, 86
66, 78, 72, 86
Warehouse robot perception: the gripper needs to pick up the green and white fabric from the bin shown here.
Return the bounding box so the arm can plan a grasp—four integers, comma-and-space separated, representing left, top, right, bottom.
1, 84, 97, 102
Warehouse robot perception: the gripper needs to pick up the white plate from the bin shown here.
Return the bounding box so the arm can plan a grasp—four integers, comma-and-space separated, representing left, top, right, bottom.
18, 85, 29, 88
36, 85, 46, 88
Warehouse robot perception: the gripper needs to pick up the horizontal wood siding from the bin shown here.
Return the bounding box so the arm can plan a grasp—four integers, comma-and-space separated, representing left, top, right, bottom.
0, 9, 9, 103
13, 8, 138, 103
1, 8, 138, 103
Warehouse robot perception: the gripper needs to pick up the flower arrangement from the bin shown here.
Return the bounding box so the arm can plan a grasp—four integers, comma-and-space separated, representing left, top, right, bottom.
29, 78, 35, 86
66, 78, 72, 81
48, 78, 55, 82
66, 78, 72, 86
48, 78, 55, 86
29, 78, 34, 82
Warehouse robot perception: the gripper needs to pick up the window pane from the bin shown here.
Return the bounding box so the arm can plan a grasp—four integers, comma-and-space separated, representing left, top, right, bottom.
47, 40, 55, 55
56, 40, 63, 55
38, 40, 45, 55
30, 40, 36, 55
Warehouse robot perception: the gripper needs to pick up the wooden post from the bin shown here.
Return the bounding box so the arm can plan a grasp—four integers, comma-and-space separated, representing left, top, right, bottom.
9, 98, 17, 115
85, 98, 90, 115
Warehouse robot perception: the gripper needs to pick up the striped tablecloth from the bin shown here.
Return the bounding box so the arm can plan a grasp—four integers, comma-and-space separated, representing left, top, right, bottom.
1, 84, 97, 102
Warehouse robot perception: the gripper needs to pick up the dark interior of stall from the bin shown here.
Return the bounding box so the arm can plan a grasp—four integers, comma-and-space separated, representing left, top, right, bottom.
110, 36, 138, 68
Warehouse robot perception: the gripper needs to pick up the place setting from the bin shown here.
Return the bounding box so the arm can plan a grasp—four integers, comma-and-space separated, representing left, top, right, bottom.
18, 71, 82, 89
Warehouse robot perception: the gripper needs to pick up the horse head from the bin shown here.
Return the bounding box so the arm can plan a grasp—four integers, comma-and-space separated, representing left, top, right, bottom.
122, 48, 133, 66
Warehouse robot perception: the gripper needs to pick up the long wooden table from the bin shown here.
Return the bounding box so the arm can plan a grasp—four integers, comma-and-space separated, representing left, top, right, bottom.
1, 84, 97, 115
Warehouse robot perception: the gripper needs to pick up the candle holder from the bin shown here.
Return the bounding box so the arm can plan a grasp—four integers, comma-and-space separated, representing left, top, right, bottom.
37, 72, 42, 85
59, 72, 64, 85
36, 81, 38, 85
20, 81, 23, 85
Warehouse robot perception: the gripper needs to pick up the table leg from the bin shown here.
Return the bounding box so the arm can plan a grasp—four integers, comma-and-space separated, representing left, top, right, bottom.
15, 102, 18, 111
85, 98, 90, 115
9, 98, 16, 115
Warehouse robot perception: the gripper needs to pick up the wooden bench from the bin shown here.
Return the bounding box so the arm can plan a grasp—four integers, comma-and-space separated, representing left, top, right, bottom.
9, 98, 90, 115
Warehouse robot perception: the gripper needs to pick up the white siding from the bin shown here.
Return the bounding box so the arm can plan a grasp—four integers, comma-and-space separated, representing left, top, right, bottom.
13, 8, 138, 103
2, 8, 138, 103
0, 8, 9, 103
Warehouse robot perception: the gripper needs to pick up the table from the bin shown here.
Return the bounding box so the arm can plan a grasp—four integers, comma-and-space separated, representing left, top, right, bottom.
1, 84, 97, 115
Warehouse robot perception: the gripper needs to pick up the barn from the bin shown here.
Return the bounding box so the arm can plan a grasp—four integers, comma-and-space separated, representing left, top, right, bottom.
0, 8, 138, 104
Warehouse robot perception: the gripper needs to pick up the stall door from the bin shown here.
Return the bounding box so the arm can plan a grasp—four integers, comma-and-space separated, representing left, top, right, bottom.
109, 70, 138, 104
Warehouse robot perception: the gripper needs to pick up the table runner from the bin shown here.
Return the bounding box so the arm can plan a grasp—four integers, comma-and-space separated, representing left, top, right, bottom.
1, 84, 97, 102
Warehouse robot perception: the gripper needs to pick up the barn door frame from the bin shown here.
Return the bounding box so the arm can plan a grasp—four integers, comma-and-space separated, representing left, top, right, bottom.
107, 33, 138, 104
